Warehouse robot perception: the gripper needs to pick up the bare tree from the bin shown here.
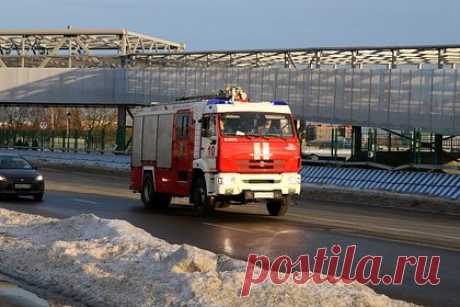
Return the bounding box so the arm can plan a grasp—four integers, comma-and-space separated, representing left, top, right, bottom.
80, 108, 116, 131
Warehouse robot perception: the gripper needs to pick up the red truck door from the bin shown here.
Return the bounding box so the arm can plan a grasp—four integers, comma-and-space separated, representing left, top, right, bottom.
200, 114, 217, 171
172, 110, 194, 195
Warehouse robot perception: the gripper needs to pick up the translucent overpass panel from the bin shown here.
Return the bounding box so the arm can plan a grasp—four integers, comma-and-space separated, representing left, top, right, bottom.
136, 67, 460, 134
1, 67, 460, 134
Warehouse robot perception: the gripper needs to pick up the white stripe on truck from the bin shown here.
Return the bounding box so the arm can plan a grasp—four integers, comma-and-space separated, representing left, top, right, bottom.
262, 142, 270, 160
253, 142, 261, 160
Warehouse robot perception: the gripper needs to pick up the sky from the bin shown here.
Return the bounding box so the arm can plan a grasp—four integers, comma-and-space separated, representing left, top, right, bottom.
2, 0, 459, 51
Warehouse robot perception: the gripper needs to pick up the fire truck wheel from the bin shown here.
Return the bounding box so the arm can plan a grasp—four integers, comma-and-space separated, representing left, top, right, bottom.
142, 175, 171, 210
141, 175, 155, 209
266, 197, 289, 216
192, 177, 215, 216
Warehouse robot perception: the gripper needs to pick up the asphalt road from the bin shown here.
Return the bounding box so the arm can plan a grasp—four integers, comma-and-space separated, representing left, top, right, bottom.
0, 168, 459, 307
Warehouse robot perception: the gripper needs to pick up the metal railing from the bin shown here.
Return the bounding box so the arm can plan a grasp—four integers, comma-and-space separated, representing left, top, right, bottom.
0, 127, 124, 153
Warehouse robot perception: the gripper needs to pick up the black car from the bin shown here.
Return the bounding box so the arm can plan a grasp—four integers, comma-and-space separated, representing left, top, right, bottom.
0, 154, 45, 201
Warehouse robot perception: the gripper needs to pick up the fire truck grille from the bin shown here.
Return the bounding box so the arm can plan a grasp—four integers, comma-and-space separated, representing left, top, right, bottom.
237, 160, 285, 171
243, 179, 281, 184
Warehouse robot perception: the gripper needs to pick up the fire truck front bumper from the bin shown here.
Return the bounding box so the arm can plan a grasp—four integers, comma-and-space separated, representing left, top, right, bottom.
214, 172, 301, 199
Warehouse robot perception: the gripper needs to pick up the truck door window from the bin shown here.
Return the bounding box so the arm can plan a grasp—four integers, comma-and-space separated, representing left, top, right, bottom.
201, 115, 216, 138
176, 113, 190, 138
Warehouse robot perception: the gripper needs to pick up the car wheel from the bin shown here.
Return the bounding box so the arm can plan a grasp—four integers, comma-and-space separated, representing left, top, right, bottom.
266, 197, 289, 216
192, 177, 215, 216
33, 193, 44, 202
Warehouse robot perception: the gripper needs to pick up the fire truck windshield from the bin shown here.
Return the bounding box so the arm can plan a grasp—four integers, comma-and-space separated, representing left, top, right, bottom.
219, 112, 293, 137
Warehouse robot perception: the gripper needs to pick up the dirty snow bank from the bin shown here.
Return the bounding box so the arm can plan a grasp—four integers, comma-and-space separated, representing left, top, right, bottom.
0, 209, 416, 307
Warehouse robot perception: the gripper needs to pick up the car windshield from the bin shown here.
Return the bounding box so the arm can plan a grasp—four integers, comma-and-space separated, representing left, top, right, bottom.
0, 156, 33, 170
219, 112, 294, 137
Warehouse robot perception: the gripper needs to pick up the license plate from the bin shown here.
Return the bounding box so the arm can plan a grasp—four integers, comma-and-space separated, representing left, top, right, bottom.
254, 192, 274, 199
15, 184, 31, 190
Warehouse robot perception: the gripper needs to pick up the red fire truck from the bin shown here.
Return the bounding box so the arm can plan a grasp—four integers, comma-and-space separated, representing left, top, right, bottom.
130, 89, 301, 216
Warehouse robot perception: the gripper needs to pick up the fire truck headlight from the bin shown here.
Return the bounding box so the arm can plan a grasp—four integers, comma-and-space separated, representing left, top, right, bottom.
217, 176, 235, 185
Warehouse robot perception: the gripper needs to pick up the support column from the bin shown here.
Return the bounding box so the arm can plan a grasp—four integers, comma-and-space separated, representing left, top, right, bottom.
68, 37, 72, 68
331, 127, 338, 159
434, 134, 443, 164
412, 129, 422, 164
351, 126, 362, 161
368, 128, 377, 161
116, 106, 127, 151
21, 36, 25, 68
387, 131, 392, 152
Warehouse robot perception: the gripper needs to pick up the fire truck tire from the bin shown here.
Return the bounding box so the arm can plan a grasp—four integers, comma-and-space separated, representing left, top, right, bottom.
192, 177, 215, 216
141, 175, 155, 209
141, 174, 170, 210
266, 197, 289, 216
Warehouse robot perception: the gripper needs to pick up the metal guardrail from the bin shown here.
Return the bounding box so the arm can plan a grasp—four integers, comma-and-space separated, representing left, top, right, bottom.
0, 128, 120, 153
302, 159, 460, 171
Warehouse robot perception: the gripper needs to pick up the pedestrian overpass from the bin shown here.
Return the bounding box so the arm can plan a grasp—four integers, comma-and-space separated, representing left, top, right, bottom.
1, 28, 460, 156
0, 66, 459, 135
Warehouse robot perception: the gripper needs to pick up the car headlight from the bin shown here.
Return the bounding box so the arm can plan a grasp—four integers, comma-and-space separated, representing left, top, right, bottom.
36, 175, 44, 181
0, 175, 7, 182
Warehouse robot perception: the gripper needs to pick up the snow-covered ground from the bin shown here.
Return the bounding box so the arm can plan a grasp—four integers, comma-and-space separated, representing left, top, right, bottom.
0, 209, 416, 307
0, 148, 130, 172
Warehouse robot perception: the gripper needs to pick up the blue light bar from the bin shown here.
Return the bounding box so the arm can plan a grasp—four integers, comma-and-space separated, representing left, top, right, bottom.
272, 100, 288, 105
207, 98, 232, 105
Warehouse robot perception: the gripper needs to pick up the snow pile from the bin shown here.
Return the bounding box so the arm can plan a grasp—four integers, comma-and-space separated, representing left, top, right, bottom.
0, 209, 416, 307
0, 149, 130, 171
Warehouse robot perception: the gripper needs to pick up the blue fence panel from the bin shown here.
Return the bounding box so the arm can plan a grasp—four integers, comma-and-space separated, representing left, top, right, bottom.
301, 166, 460, 200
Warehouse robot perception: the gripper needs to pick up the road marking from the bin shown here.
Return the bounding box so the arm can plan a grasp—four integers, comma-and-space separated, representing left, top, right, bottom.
71, 198, 98, 205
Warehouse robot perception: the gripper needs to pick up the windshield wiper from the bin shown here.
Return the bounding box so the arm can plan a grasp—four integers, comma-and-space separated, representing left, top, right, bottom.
264, 133, 288, 139
246, 133, 268, 139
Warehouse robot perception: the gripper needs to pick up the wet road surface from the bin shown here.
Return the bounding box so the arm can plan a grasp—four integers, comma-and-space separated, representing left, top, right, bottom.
0, 168, 459, 307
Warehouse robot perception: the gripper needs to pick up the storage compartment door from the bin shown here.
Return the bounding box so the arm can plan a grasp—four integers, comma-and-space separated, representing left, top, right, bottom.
157, 114, 174, 168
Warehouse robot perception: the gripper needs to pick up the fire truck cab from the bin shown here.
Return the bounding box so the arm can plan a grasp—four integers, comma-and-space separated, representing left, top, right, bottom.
130, 94, 301, 216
